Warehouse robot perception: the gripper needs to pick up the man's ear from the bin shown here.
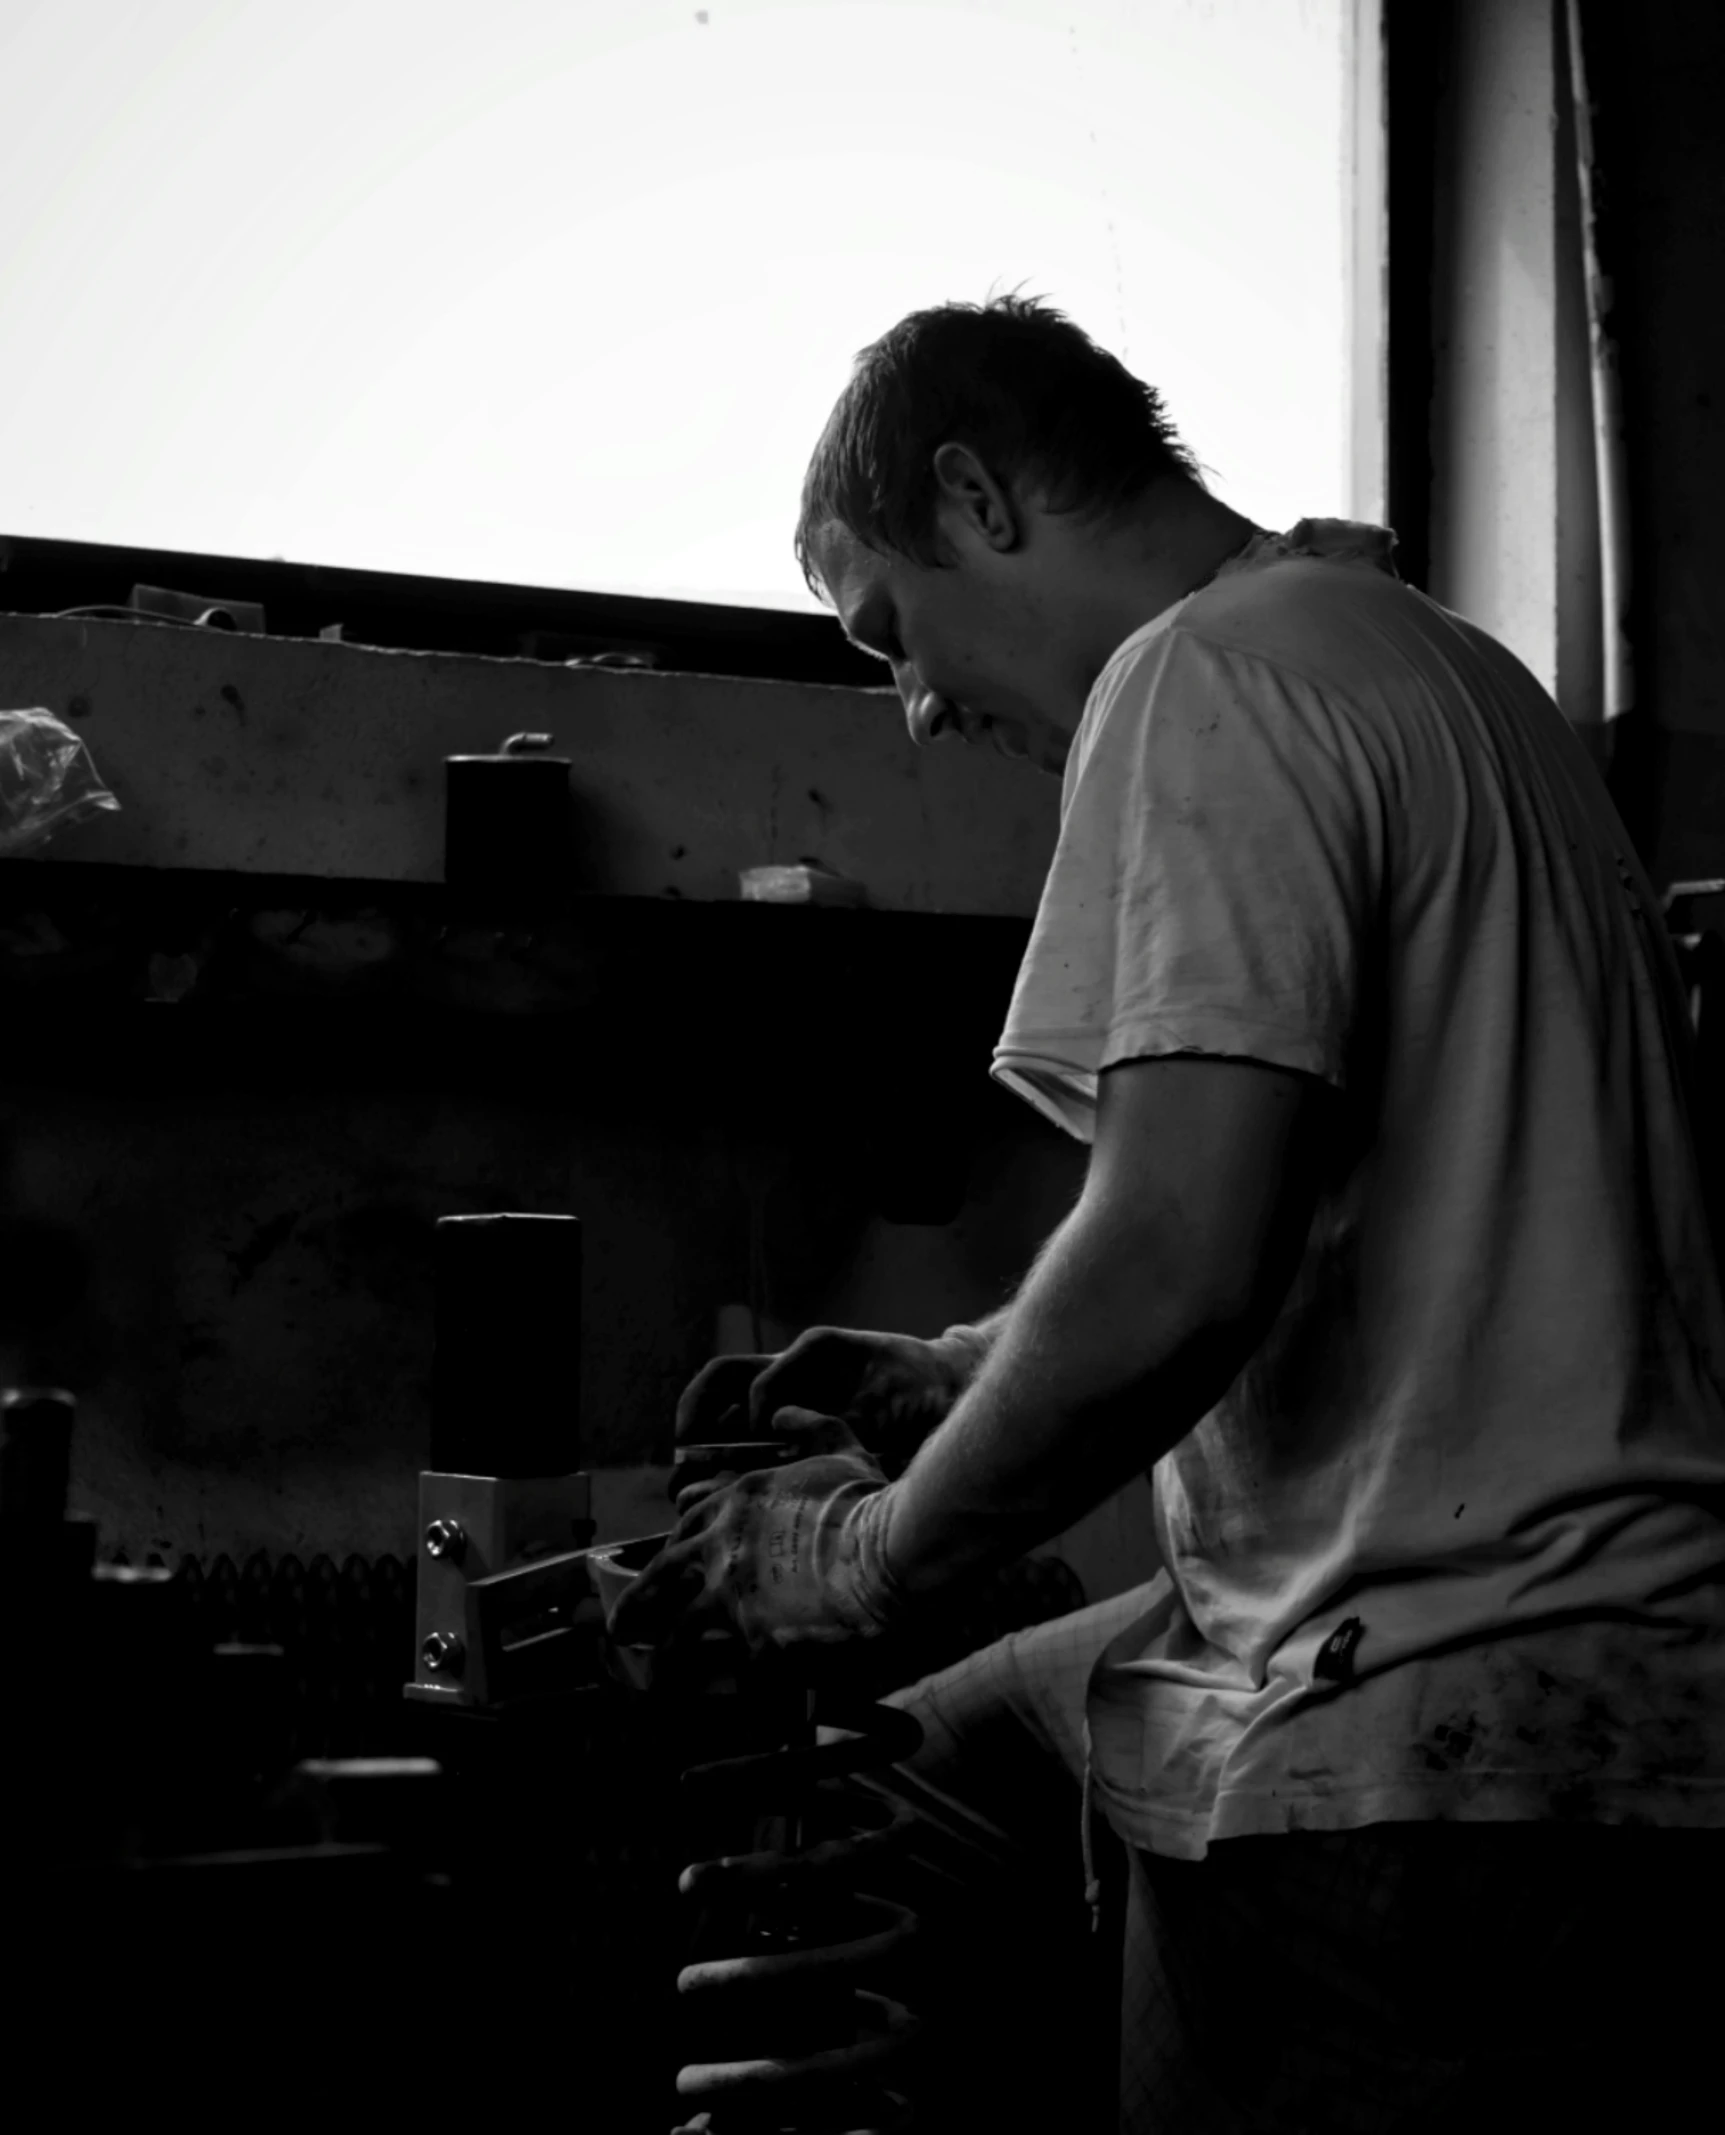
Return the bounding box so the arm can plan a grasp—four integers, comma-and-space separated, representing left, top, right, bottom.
930, 442, 1021, 554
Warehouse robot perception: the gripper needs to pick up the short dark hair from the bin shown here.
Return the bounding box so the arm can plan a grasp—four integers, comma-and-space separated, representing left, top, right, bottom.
794, 291, 1201, 596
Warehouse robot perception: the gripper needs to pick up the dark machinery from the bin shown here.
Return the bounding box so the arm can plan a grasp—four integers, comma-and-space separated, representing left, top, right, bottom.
670, 1666, 925, 2134
1, 1384, 455, 2107
405, 1211, 931, 2132
0, 1208, 929, 2126
2, 1209, 1089, 2125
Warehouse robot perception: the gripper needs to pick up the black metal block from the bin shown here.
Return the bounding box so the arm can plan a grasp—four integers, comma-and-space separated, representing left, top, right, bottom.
431, 1213, 582, 1477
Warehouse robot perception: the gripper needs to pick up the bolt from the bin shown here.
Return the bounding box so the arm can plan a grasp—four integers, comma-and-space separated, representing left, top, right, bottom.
424, 1518, 466, 1563
422, 1631, 464, 1677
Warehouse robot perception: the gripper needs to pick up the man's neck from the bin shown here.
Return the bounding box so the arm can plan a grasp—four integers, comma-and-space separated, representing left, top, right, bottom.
1063, 483, 1265, 700
1122, 479, 1264, 614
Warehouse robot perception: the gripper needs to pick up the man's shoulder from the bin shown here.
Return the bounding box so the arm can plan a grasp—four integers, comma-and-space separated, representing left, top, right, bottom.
1090, 566, 1411, 743
1181, 549, 1415, 660
1156, 552, 1535, 749
1096, 554, 1418, 709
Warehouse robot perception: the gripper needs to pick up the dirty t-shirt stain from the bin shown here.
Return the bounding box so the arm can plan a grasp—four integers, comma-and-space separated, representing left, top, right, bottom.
994, 518, 1725, 1860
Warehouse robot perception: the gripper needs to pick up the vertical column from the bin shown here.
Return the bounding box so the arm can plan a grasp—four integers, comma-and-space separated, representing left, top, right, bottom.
1425, 0, 1602, 725
1347, 0, 1389, 528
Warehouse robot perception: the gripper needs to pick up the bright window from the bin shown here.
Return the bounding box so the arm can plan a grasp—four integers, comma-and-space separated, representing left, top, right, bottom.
0, 0, 1354, 610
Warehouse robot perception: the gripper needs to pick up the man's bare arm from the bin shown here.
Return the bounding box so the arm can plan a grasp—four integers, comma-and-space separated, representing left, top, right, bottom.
877, 1056, 1334, 1600
930, 1304, 1018, 1382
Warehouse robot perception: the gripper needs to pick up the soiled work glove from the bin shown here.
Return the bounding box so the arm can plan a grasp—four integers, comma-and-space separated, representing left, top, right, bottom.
607, 1408, 909, 1654
674, 1325, 988, 1476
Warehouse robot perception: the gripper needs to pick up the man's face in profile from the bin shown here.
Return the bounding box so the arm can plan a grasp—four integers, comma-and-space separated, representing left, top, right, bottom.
811, 520, 1072, 778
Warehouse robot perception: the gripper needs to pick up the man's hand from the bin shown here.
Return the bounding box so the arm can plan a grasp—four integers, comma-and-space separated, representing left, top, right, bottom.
609, 1409, 908, 1653
674, 1326, 984, 1474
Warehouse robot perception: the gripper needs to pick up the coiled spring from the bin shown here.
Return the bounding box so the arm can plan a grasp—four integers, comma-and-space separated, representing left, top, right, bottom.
673, 1693, 926, 2135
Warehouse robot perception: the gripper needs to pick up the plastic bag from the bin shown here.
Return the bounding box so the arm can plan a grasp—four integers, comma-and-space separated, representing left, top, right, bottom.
0, 708, 121, 858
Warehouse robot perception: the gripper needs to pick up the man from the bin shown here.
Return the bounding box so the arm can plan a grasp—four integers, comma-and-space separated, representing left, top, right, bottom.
611, 295, 1725, 2130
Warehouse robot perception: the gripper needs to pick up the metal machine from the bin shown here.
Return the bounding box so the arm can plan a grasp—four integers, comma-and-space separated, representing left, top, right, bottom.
404, 1211, 596, 1713
1, 1385, 459, 2108
403, 1211, 926, 2133
2, 1204, 1079, 2125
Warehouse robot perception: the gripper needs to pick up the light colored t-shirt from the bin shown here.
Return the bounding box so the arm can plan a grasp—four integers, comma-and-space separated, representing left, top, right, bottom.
993, 517, 1725, 1861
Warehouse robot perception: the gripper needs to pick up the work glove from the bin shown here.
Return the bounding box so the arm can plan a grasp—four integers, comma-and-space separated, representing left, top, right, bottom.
674, 1325, 987, 1476
608, 1407, 909, 1654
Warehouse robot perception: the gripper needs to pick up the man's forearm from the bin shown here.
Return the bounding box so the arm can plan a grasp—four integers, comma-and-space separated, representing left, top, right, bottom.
879, 1202, 1252, 1602
931, 1304, 1016, 1382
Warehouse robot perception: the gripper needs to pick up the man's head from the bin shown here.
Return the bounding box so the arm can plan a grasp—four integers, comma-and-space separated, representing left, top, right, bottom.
795, 294, 1224, 775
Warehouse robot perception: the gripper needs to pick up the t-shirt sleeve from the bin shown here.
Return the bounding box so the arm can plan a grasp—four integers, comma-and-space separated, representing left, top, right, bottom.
992, 626, 1381, 1141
